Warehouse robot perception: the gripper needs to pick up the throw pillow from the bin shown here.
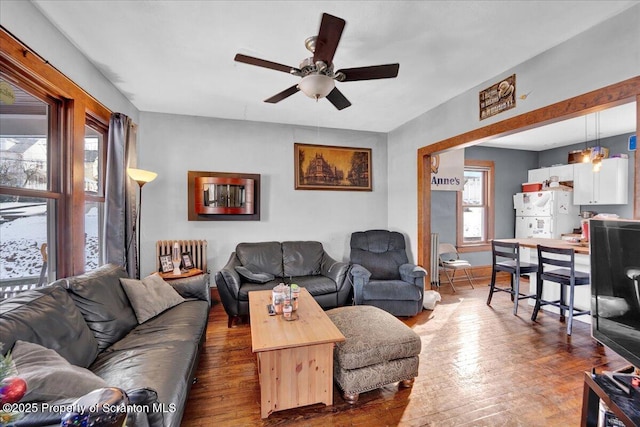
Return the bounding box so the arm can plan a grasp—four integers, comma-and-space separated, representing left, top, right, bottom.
0, 285, 99, 368
65, 264, 138, 353
234, 266, 275, 284
120, 274, 185, 323
11, 340, 107, 402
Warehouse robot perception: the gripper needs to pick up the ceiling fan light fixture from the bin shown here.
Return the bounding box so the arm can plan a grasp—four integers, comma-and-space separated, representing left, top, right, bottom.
234, 13, 398, 110
297, 74, 335, 100
315, 61, 328, 73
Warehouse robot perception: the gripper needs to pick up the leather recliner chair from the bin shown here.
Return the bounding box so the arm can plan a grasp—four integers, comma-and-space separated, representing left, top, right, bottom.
349, 230, 427, 316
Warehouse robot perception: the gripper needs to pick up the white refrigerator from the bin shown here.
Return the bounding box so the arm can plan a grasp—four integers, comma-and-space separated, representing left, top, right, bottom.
513, 191, 579, 239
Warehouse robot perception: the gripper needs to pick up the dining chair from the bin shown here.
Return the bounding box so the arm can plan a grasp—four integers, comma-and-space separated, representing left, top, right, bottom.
487, 240, 538, 315
531, 245, 590, 335
438, 242, 475, 292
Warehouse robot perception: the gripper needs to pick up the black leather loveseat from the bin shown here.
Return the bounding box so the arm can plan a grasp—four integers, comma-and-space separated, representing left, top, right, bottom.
215, 241, 351, 326
0, 263, 210, 427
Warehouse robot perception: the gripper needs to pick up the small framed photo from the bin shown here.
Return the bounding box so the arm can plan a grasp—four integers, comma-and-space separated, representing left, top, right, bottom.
181, 252, 194, 270
159, 254, 173, 273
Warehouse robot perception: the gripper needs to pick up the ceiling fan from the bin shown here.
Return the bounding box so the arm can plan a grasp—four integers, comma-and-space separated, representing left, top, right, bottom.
234, 13, 399, 110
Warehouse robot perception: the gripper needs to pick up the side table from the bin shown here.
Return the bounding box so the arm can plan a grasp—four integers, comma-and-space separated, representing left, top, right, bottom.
581, 370, 640, 426
159, 268, 203, 280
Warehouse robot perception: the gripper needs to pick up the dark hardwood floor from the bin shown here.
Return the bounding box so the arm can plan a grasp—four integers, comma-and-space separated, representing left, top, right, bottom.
181, 280, 627, 426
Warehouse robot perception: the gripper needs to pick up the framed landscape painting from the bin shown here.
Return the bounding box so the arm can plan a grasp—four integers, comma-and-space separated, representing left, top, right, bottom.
294, 143, 372, 191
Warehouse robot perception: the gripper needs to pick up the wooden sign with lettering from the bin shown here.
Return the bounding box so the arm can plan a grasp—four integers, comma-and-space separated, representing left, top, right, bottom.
479, 74, 516, 120
431, 149, 464, 191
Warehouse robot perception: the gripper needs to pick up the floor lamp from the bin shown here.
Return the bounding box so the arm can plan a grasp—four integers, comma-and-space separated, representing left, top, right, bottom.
127, 168, 157, 278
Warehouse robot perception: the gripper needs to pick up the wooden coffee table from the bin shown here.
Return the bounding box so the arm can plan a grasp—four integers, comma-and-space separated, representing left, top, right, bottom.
248, 288, 345, 418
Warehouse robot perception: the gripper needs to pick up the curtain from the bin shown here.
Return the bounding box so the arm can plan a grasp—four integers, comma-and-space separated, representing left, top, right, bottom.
102, 113, 138, 277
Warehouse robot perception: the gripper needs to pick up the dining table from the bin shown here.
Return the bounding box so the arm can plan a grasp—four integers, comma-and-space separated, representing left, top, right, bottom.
493, 237, 590, 255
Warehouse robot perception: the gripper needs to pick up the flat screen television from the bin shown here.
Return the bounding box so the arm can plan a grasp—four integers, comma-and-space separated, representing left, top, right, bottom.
590, 218, 640, 370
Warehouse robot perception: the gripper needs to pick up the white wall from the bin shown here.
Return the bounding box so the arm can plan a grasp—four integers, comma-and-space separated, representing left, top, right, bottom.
0, 0, 139, 120
387, 5, 640, 258
137, 112, 388, 276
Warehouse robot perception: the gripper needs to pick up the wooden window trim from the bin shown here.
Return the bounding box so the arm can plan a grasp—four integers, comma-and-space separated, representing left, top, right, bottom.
1, 29, 111, 278
456, 160, 495, 253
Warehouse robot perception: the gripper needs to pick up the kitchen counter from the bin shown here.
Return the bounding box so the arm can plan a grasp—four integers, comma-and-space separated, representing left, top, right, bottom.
495, 238, 590, 255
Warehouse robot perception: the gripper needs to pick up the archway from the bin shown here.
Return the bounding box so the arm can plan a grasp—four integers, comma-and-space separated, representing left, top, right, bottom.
417, 76, 640, 272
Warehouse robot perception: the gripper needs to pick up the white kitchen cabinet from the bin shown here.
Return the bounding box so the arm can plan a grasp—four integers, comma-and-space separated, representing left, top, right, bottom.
527, 164, 574, 184
573, 157, 628, 205
527, 168, 549, 183
548, 164, 574, 182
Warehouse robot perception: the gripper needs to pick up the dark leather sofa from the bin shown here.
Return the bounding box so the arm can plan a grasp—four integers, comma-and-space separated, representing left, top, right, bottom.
215, 241, 351, 326
0, 263, 210, 427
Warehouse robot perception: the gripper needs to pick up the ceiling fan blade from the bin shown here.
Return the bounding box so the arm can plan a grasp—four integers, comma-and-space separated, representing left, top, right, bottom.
264, 85, 300, 103
337, 64, 400, 81
313, 13, 346, 65
234, 53, 299, 74
326, 87, 351, 110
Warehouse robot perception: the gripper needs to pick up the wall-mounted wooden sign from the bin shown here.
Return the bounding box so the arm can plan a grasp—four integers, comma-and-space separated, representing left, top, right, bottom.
479, 74, 516, 120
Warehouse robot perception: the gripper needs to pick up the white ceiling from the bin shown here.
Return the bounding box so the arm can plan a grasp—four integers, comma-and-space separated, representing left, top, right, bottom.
32, 0, 638, 135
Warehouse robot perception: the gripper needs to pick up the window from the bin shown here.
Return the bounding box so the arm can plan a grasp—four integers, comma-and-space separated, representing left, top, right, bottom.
84, 119, 107, 271
456, 160, 494, 252
1, 29, 111, 294
0, 74, 61, 291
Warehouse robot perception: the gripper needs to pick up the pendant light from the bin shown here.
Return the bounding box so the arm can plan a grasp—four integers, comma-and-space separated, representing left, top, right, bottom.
581, 114, 590, 163
592, 111, 603, 172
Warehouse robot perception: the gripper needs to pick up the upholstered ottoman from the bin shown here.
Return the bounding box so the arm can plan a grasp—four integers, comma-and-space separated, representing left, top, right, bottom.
326, 305, 421, 403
